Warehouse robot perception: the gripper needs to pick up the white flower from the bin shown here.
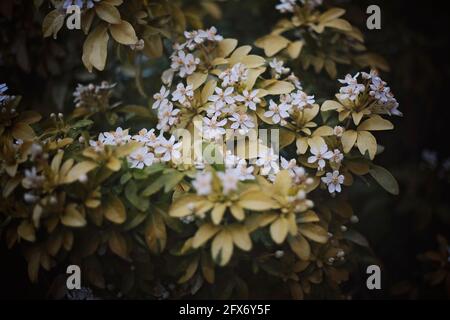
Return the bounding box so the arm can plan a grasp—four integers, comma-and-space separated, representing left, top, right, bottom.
172, 51, 200, 77
89, 139, 104, 152
361, 69, 379, 80
224, 150, 241, 168
218, 169, 240, 194
199, 26, 223, 42
321, 170, 345, 193
256, 148, 280, 176
229, 112, 255, 135
22, 167, 44, 189
171, 83, 194, 105
333, 126, 345, 137
264, 100, 290, 124
291, 90, 315, 110
155, 135, 182, 162
330, 149, 344, 164
102, 127, 131, 146
128, 147, 155, 169
192, 171, 213, 196
307, 144, 333, 169
369, 77, 390, 103
208, 86, 235, 110
287, 73, 303, 89
269, 58, 290, 78
276, 0, 297, 13
338, 73, 365, 101
235, 160, 255, 181
157, 103, 180, 132
132, 128, 159, 148
203, 116, 227, 140
234, 89, 260, 111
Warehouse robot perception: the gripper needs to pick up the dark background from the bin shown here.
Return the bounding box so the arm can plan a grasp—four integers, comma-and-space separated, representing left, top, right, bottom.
1, 0, 449, 299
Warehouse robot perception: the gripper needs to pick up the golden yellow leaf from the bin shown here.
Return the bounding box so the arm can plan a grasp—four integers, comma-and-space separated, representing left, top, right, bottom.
319, 8, 346, 23
211, 203, 227, 225
321, 100, 343, 112
288, 234, 310, 260
263, 80, 295, 95
192, 223, 221, 248
215, 38, 238, 58
230, 205, 245, 221
239, 54, 266, 68
108, 230, 128, 259
95, 2, 121, 24
299, 224, 328, 243
238, 190, 279, 211
230, 45, 252, 60
211, 229, 234, 266
104, 196, 126, 224
145, 212, 167, 254
82, 24, 109, 72
255, 34, 289, 57
296, 210, 320, 223
65, 161, 98, 184
61, 204, 87, 227
229, 225, 252, 251
286, 40, 304, 59
273, 170, 291, 197
313, 125, 334, 137
356, 130, 377, 159
18, 221, 36, 242
109, 20, 138, 45
178, 257, 199, 283
358, 115, 394, 131
270, 217, 289, 244
296, 137, 309, 154
201, 252, 215, 284
12, 123, 35, 140
341, 130, 357, 153
187, 72, 207, 90
106, 157, 121, 171
201, 80, 217, 104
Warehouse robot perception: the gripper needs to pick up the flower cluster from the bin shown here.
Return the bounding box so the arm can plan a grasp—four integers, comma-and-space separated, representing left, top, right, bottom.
258, 1, 388, 78
276, 0, 323, 13
0, 28, 401, 300
73, 81, 116, 110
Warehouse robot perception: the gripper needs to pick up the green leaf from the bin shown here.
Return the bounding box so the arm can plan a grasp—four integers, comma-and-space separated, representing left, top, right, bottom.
125, 180, 149, 211
141, 175, 165, 197
369, 165, 399, 195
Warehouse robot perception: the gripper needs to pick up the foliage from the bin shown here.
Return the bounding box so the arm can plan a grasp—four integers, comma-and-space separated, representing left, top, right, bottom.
0, 0, 405, 299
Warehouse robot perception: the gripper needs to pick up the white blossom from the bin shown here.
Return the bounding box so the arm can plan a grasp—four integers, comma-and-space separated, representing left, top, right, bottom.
218, 169, 240, 194
291, 90, 315, 110
234, 89, 260, 111
203, 116, 227, 140
157, 103, 180, 132
208, 86, 235, 111
264, 100, 290, 124
276, 0, 297, 13
192, 171, 213, 196
155, 135, 182, 162
128, 147, 155, 169
101, 127, 131, 146
333, 126, 345, 137
321, 170, 345, 193
256, 148, 280, 176
269, 58, 290, 78
330, 149, 344, 164
229, 112, 255, 135
307, 144, 333, 169
171, 83, 194, 105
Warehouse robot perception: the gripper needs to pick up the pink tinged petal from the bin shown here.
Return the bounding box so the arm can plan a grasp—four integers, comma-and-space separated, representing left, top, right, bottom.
318, 159, 326, 169
307, 156, 316, 164
328, 184, 336, 193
